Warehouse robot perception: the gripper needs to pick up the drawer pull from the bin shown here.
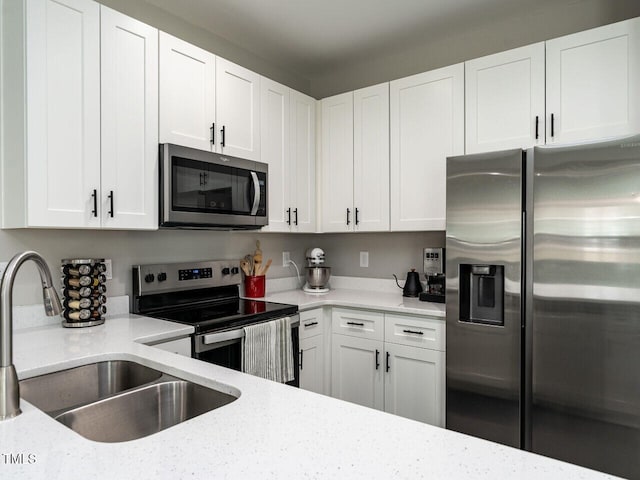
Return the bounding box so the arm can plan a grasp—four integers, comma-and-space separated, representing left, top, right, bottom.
403, 329, 424, 335
304, 321, 319, 327
375, 349, 380, 370
347, 321, 364, 327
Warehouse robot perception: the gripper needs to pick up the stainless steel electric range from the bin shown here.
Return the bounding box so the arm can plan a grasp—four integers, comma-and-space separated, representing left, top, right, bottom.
132, 260, 300, 387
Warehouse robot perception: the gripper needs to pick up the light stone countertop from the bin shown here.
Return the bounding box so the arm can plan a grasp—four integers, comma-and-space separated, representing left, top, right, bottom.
0, 313, 615, 479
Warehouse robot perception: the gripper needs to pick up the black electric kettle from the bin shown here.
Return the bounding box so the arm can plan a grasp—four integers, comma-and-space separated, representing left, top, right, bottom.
393, 269, 424, 297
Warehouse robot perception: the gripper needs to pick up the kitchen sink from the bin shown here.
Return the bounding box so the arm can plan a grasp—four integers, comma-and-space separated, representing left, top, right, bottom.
19, 360, 238, 442
20, 360, 164, 416
56, 380, 236, 442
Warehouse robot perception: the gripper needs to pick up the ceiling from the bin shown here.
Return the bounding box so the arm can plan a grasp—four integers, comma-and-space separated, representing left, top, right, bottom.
144, 0, 579, 78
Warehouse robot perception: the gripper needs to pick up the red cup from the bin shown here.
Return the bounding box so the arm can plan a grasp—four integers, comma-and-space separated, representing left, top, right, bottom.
244, 275, 265, 298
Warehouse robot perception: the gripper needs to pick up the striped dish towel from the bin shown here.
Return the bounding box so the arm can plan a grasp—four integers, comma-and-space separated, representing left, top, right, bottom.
242, 317, 294, 383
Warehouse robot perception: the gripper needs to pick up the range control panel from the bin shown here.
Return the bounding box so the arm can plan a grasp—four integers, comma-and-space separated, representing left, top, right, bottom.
133, 260, 240, 296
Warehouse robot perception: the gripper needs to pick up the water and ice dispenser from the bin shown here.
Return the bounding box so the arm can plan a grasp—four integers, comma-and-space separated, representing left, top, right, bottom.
459, 264, 504, 326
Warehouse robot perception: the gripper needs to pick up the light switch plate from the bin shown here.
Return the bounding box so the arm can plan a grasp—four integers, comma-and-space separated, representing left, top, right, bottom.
360, 251, 369, 268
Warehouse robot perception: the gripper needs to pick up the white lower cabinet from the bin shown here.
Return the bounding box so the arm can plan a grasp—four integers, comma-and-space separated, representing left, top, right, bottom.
331, 334, 384, 410
298, 308, 326, 395
328, 307, 445, 426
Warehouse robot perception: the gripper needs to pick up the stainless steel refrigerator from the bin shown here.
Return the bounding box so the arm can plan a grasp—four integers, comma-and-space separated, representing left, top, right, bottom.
445, 135, 640, 479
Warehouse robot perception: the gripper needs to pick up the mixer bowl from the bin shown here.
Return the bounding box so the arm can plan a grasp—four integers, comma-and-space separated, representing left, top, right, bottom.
305, 266, 331, 288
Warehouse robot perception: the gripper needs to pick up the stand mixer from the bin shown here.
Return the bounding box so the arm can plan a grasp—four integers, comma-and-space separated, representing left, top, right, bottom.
303, 248, 331, 293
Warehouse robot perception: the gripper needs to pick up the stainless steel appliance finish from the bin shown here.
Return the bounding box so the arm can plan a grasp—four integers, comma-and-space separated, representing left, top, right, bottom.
159, 143, 268, 229
304, 266, 331, 289
132, 260, 300, 387
445, 136, 640, 478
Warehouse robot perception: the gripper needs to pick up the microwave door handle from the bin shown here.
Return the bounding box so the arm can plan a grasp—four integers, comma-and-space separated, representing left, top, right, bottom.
250, 171, 260, 215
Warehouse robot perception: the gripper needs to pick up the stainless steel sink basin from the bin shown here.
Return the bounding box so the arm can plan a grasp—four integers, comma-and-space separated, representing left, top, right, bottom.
20, 360, 163, 416
19, 359, 238, 442
56, 380, 237, 442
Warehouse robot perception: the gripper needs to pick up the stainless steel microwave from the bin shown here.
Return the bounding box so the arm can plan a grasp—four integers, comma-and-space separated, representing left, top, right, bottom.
159, 144, 268, 229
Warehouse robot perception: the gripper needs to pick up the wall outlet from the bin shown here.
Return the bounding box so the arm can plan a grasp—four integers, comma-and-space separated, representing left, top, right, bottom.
104, 259, 113, 280
282, 251, 291, 267
360, 251, 369, 268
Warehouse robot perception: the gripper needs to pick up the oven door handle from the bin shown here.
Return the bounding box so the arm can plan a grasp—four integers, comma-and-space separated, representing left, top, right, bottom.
202, 316, 300, 346
250, 171, 260, 216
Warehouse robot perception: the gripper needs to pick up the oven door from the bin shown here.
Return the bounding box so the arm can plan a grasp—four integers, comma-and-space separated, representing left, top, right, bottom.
160, 143, 267, 228
193, 316, 300, 387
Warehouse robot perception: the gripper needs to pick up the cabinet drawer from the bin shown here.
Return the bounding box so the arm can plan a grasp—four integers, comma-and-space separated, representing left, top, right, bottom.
332, 308, 383, 341
299, 308, 324, 339
384, 314, 445, 351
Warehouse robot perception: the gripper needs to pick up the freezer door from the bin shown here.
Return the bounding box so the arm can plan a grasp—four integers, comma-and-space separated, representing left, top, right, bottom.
532, 136, 640, 478
446, 149, 524, 448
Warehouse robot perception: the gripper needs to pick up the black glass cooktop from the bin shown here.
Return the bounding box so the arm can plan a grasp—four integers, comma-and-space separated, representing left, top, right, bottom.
149, 298, 298, 334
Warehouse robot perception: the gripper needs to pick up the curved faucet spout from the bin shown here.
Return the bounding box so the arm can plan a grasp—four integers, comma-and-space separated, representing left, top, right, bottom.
0, 251, 62, 420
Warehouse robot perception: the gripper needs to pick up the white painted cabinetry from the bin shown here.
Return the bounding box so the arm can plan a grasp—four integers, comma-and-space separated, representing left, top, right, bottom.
320, 84, 389, 232
261, 79, 316, 232
390, 64, 464, 231
465, 43, 545, 154
1, 0, 157, 229
159, 32, 216, 151
546, 17, 640, 144
299, 309, 325, 394
101, 6, 158, 229
330, 307, 445, 426
159, 35, 261, 160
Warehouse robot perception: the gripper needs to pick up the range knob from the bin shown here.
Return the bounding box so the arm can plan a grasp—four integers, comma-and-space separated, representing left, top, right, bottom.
221, 267, 231, 275
157, 272, 167, 282
231, 267, 239, 275
144, 273, 155, 283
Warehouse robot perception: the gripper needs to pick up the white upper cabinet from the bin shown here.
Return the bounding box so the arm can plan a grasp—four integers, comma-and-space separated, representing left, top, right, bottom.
261, 77, 290, 231
159, 32, 216, 151
353, 83, 390, 232
101, 6, 158, 230
289, 90, 317, 233
216, 57, 261, 160
261, 80, 316, 233
546, 17, 640, 144
320, 84, 390, 233
390, 64, 464, 231
321, 92, 354, 232
465, 43, 545, 153
24, 0, 101, 228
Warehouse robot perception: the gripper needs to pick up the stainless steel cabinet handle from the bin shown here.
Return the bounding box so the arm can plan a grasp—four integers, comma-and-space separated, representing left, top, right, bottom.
108, 191, 114, 218
346, 321, 364, 327
250, 172, 260, 215
402, 329, 424, 335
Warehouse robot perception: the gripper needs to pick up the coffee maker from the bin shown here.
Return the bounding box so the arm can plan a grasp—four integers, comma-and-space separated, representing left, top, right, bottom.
419, 248, 445, 303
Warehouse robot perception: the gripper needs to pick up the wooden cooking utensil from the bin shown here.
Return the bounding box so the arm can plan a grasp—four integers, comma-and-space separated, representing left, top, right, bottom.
253, 240, 263, 274
260, 258, 272, 276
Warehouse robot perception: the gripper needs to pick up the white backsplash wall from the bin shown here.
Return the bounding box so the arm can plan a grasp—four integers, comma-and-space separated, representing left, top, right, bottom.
317, 231, 445, 282
0, 229, 314, 306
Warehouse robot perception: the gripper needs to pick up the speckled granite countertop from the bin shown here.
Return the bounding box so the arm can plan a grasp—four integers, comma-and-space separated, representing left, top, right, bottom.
1, 314, 614, 479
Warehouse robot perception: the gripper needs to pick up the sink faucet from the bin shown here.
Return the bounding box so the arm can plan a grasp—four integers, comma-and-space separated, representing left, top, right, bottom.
0, 251, 62, 420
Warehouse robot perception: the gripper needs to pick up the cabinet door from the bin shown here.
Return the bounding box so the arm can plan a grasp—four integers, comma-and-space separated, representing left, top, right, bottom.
26, 0, 101, 228
331, 334, 384, 410
290, 90, 317, 233
465, 43, 545, 153
321, 92, 354, 232
100, 7, 158, 230
353, 83, 390, 232
260, 77, 290, 232
216, 57, 261, 160
390, 64, 464, 231
159, 32, 216, 151
300, 335, 324, 395
384, 343, 445, 427
546, 17, 640, 144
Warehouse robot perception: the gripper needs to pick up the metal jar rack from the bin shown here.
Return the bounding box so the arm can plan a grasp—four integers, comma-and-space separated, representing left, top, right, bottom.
60, 258, 107, 328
